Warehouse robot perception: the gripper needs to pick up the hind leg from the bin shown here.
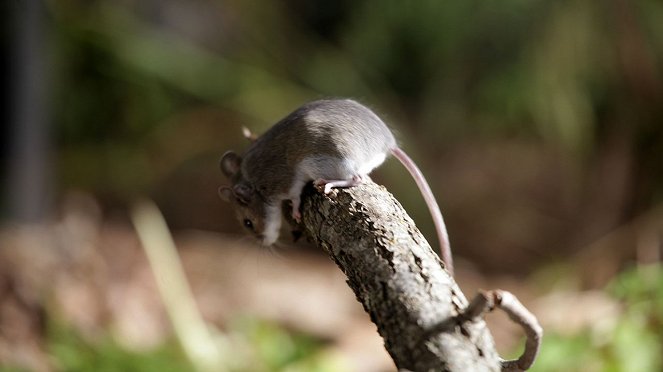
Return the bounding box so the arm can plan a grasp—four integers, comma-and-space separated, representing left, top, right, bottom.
314, 174, 366, 194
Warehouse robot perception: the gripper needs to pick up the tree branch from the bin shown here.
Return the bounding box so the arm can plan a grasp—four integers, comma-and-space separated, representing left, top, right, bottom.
296, 182, 502, 371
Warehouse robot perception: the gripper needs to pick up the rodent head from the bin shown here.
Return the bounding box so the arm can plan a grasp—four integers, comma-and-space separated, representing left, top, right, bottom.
219, 151, 269, 243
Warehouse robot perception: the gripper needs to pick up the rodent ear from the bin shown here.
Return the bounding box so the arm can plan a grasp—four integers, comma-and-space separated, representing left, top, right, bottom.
220, 151, 242, 178
218, 186, 233, 202
232, 183, 253, 205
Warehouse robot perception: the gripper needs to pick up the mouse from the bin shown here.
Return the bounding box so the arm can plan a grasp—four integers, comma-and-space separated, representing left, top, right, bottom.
219, 98, 453, 275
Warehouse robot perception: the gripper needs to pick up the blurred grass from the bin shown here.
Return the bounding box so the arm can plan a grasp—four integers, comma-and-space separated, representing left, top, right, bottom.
35, 317, 338, 372
47, 322, 191, 372
131, 200, 224, 371
531, 265, 663, 372
0, 264, 656, 371
229, 318, 344, 372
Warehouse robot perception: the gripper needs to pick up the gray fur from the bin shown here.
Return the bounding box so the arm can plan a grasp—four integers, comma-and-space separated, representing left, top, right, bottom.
241, 99, 396, 203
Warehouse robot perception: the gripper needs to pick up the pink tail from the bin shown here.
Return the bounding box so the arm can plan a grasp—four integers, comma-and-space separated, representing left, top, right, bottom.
391, 147, 453, 275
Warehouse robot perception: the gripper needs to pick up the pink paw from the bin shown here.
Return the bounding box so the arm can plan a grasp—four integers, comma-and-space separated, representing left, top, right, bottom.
313, 179, 329, 194
292, 209, 302, 223
314, 175, 365, 195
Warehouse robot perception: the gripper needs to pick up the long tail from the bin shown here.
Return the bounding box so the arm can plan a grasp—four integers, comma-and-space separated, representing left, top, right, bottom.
391, 147, 453, 275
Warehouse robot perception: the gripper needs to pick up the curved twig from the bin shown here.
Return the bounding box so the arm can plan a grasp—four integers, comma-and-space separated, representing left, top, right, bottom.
457, 290, 542, 372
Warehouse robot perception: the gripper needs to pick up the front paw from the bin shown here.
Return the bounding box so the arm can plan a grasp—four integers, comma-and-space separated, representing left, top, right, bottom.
292, 209, 302, 223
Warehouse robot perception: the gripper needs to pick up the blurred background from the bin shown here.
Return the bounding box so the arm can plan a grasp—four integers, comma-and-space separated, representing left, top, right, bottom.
2, 0, 663, 371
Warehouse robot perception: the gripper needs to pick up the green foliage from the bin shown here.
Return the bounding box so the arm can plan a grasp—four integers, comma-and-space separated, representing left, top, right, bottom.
531, 265, 663, 372
0, 367, 31, 372
47, 324, 192, 372
32, 317, 341, 372
230, 317, 345, 372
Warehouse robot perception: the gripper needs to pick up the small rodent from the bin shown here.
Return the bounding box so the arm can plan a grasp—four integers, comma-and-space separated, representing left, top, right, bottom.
219, 99, 453, 275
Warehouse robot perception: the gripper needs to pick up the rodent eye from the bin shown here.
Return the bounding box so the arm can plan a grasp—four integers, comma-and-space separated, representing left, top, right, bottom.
243, 219, 254, 231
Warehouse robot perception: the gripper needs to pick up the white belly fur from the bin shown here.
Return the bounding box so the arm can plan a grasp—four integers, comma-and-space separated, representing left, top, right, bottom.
357, 152, 387, 176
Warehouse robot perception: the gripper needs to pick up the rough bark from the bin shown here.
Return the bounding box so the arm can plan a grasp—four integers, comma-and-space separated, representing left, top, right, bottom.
297, 182, 501, 371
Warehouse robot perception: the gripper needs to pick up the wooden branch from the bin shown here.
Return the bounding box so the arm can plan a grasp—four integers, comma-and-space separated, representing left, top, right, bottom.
296, 182, 502, 371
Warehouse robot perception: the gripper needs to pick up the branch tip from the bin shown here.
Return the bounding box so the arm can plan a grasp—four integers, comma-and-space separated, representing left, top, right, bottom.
456, 290, 542, 371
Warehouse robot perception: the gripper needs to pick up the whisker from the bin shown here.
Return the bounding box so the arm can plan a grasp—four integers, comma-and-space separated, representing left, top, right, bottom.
266, 242, 285, 260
